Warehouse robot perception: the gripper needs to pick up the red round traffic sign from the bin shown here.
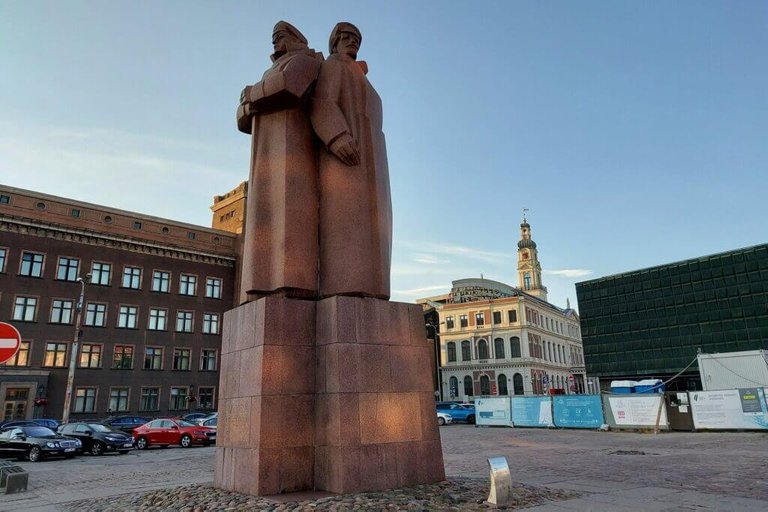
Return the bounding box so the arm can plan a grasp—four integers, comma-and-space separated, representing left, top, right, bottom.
0, 322, 22, 364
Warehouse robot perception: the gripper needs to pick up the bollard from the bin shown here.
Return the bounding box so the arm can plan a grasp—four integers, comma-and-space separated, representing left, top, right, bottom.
0, 465, 29, 494
485, 456, 513, 506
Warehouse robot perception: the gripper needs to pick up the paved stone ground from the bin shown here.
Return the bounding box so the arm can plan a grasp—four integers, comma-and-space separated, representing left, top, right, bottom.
2, 426, 768, 511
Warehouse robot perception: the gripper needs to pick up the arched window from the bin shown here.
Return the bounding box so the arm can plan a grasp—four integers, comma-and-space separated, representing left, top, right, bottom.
498, 374, 508, 395
449, 376, 459, 398
547, 342, 552, 361
477, 339, 489, 360
494, 338, 505, 359
480, 375, 491, 395
463, 376, 473, 396
513, 373, 524, 395
447, 342, 456, 363
524, 272, 531, 290
461, 340, 471, 361
510, 337, 521, 358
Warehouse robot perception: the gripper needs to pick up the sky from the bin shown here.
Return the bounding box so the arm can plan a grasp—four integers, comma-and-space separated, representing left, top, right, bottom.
2, 1, 767, 309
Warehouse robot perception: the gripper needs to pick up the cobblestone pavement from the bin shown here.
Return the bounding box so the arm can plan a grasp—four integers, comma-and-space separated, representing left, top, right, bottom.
3, 426, 768, 511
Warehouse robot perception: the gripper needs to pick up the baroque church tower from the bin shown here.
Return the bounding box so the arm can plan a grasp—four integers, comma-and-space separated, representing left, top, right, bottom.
517, 214, 548, 301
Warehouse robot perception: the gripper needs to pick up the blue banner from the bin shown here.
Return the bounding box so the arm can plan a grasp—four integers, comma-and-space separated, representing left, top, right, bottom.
553, 395, 604, 428
511, 396, 553, 427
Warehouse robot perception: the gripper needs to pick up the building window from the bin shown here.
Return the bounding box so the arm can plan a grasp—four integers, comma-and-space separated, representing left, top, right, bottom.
498, 374, 508, 395
463, 376, 473, 397
70, 208, 80, 218
84, 302, 107, 327
459, 315, 468, 328
186, 231, 196, 240
480, 375, 491, 395
510, 337, 521, 358
74, 388, 97, 413
200, 349, 217, 371
144, 347, 163, 370
461, 340, 471, 361
19, 252, 44, 277
508, 310, 517, 323
202, 313, 219, 334
494, 338, 505, 359
109, 388, 130, 412
112, 345, 134, 369
104, 215, 112, 224
122, 266, 142, 289
492, 311, 502, 324
475, 313, 484, 326
56, 257, 79, 281
118, 305, 138, 329
0, 194, 9, 204
449, 376, 459, 399
151, 270, 170, 293
13, 296, 37, 322
140, 387, 160, 411
133, 221, 142, 230
91, 262, 112, 286
1, 341, 30, 366
446, 342, 457, 362
50, 299, 74, 324
79, 344, 102, 368
173, 348, 191, 370
477, 339, 489, 359
513, 373, 525, 395
43, 342, 68, 367
176, 311, 194, 333
179, 274, 197, 296
148, 308, 167, 331
205, 277, 222, 299
169, 387, 189, 411
0, 248, 6, 272
445, 316, 454, 329
198, 387, 215, 410
524, 273, 532, 290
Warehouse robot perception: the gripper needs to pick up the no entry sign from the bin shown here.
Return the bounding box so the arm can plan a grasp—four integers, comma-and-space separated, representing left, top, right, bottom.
0, 322, 22, 364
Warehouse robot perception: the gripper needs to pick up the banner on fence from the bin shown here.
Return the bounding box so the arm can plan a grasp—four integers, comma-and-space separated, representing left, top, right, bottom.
604, 395, 668, 429
475, 396, 513, 427
511, 396, 553, 427
690, 388, 768, 430
552, 395, 604, 428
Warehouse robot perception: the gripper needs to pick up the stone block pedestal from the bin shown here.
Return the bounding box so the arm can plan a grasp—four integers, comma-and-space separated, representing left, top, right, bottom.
215, 295, 445, 496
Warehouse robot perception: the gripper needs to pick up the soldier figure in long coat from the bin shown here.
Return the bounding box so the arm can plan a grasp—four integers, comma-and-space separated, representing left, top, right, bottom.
237, 21, 323, 302
310, 22, 392, 300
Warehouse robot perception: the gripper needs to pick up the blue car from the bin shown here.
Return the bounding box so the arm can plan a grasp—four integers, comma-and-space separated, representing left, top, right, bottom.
436, 402, 476, 424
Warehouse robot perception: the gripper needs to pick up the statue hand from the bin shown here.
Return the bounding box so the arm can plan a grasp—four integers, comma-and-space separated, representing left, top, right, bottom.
240, 86, 253, 104
329, 135, 360, 166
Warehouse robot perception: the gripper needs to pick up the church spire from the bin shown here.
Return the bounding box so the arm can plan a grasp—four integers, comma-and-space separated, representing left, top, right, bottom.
517, 211, 548, 301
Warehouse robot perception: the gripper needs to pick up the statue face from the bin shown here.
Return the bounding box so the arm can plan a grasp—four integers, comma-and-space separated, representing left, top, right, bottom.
335, 31, 360, 59
272, 30, 295, 55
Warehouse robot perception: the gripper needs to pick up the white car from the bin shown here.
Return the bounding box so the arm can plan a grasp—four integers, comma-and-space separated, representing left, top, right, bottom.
437, 411, 453, 426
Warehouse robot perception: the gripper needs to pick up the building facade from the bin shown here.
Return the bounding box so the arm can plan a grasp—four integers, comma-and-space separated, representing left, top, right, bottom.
419, 219, 587, 401
0, 185, 237, 421
575, 243, 768, 390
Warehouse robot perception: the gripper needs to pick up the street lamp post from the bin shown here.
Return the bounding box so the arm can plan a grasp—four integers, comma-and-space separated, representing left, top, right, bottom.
62, 273, 90, 424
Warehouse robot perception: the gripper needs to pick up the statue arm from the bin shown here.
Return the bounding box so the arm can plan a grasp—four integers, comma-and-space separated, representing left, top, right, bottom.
310, 60, 360, 166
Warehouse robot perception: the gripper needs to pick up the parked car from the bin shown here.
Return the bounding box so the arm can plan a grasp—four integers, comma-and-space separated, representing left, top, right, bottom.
0, 419, 61, 430
437, 411, 453, 426
200, 416, 217, 430
0, 425, 81, 462
181, 412, 209, 423
195, 412, 217, 426
133, 418, 216, 449
101, 415, 150, 435
436, 402, 476, 424
59, 422, 134, 455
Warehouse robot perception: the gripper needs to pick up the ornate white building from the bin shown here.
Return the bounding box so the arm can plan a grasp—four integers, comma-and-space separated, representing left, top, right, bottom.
419, 218, 587, 400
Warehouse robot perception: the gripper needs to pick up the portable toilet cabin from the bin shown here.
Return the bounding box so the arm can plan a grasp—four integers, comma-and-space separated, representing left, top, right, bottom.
635, 379, 664, 393
610, 380, 637, 394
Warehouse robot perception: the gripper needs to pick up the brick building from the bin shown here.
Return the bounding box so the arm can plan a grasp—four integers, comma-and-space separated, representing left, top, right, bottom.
0, 184, 237, 421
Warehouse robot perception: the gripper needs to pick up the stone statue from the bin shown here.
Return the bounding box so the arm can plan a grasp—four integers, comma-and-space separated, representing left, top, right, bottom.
237, 21, 323, 302
311, 22, 392, 300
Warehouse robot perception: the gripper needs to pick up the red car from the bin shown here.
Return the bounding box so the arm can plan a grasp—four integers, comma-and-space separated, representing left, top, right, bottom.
133, 418, 215, 449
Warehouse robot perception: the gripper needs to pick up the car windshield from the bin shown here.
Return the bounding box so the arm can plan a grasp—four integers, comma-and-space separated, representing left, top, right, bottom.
177, 420, 197, 427
89, 424, 116, 432
23, 426, 56, 437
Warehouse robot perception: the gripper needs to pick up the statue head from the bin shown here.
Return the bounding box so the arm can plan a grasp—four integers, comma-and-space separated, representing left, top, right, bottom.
329, 22, 362, 59
272, 21, 308, 59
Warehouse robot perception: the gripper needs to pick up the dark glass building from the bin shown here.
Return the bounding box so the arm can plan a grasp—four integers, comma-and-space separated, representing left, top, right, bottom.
576, 244, 768, 390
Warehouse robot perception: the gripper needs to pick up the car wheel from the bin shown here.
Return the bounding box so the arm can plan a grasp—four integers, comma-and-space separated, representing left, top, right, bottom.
180, 434, 192, 448
136, 437, 148, 450
438, 417, 446, 426
28, 446, 42, 462
90, 442, 104, 456
467, 415, 475, 424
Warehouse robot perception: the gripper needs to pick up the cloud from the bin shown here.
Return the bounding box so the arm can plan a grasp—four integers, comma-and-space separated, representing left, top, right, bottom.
543, 269, 593, 278
392, 284, 450, 297
412, 253, 449, 264
398, 240, 509, 264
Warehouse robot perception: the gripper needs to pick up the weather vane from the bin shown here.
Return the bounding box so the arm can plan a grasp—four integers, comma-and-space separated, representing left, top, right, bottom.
522, 207, 529, 222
